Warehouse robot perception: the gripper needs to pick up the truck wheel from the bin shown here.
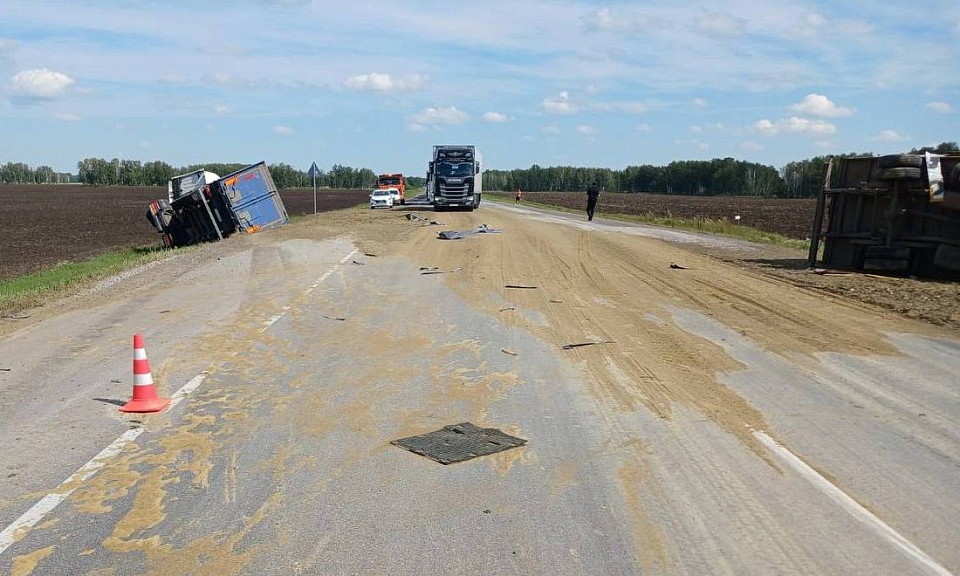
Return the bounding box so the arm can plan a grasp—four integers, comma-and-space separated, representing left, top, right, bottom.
951, 164, 960, 185
879, 167, 921, 181
878, 154, 922, 169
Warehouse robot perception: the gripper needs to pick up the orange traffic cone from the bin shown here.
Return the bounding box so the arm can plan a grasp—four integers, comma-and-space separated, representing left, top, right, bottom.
119, 334, 170, 413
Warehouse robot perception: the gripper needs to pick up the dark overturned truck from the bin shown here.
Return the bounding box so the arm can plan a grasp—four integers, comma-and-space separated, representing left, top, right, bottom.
146, 162, 289, 248
809, 153, 960, 275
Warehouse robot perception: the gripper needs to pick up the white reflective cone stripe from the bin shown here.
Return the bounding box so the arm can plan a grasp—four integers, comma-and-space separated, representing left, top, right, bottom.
133, 373, 154, 386
133, 348, 147, 360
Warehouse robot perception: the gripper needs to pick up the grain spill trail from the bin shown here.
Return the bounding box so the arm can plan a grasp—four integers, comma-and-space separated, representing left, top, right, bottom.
10, 545, 54, 576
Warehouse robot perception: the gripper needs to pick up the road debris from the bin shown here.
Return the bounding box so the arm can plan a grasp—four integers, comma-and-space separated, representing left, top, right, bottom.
562, 340, 615, 350
322, 315, 346, 321
364, 253, 379, 257
499, 306, 516, 312
421, 266, 462, 275
405, 213, 443, 226
500, 348, 518, 356
391, 422, 527, 464
669, 263, 689, 270
0, 368, 11, 372
505, 285, 538, 290
549, 299, 563, 304
352, 260, 366, 265
1, 313, 30, 320
813, 268, 853, 276
159, 309, 171, 314
438, 224, 502, 240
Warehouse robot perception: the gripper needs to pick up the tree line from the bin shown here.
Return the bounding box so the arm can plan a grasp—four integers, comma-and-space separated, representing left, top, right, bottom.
3, 141, 957, 196
74, 158, 381, 189
486, 142, 959, 198
486, 159, 786, 196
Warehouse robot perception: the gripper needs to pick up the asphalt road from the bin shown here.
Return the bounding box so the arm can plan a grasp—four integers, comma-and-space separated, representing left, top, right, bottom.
1, 203, 958, 575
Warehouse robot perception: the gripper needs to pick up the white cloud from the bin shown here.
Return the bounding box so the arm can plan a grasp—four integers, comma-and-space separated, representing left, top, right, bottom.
805, 12, 825, 27
482, 111, 510, 123
790, 93, 854, 117
543, 91, 577, 115
214, 104, 229, 114
595, 101, 647, 114
411, 106, 468, 125
690, 125, 703, 133
541, 125, 561, 135
755, 117, 837, 136
53, 112, 82, 121
925, 101, 952, 114
343, 73, 426, 93
406, 123, 426, 132
637, 123, 651, 132
10, 68, 74, 99
698, 11, 746, 35
210, 71, 233, 85
693, 98, 708, 108
273, 125, 294, 135
581, 7, 657, 33
873, 129, 903, 142
576, 124, 597, 136
740, 141, 764, 151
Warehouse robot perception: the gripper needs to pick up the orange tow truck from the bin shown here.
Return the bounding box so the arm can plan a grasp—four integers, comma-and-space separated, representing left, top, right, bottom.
377, 173, 406, 205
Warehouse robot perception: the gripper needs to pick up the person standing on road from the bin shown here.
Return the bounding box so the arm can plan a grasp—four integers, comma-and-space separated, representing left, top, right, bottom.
515, 187, 522, 204
586, 181, 600, 221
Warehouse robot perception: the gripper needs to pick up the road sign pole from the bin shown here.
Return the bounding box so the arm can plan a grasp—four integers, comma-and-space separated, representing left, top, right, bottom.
313, 173, 317, 215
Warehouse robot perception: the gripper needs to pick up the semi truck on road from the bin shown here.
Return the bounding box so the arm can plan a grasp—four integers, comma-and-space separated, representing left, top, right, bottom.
427, 145, 482, 211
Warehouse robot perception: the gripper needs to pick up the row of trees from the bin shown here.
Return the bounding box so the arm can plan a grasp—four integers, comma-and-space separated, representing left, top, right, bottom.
4, 142, 958, 196
73, 158, 383, 189
485, 159, 786, 197
0, 162, 74, 184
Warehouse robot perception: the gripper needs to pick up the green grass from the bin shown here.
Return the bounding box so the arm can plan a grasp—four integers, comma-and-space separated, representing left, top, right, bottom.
486, 192, 809, 251
0, 246, 182, 313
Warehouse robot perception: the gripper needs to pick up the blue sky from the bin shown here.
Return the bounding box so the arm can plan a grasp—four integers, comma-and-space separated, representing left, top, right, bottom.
0, 0, 957, 175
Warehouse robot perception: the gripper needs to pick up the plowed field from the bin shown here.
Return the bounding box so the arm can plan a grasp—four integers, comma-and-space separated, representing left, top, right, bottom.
0, 185, 367, 281
514, 192, 817, 239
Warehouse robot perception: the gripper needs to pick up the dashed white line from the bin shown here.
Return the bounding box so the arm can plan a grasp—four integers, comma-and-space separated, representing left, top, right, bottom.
0, 248, 359, 558
0, 428, 143, 556
754, 430, 954, 576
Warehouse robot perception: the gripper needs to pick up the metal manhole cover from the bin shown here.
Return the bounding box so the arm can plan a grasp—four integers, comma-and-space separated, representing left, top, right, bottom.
391, 422, 527, 464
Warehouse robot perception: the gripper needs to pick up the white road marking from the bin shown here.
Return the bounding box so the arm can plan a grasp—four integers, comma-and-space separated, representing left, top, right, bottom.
0, 428, 143, 556
168, 373, 208, 410
0, 248, 359, 558
754, 430, 954, 576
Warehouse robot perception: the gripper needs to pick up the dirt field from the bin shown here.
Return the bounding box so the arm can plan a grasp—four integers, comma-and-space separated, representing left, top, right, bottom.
516, 192, 817, 239
0, 185, 368, 281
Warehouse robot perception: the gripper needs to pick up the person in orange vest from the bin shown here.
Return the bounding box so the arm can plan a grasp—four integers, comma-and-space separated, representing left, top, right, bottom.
515, 187, 522, 204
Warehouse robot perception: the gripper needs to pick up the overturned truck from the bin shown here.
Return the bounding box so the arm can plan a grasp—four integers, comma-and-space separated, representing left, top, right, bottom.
146, 162, 289, 248
809, 153, 960, 276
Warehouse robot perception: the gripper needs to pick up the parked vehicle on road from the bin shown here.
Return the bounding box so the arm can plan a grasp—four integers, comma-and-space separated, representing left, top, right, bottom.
377, 173, 406, 205
427, 145, 482, 211
146, 162, 289, 248
370, 189, 394, 209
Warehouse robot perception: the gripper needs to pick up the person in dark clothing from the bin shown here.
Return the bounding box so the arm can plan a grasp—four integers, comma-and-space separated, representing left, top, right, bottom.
586, 182, 600, 221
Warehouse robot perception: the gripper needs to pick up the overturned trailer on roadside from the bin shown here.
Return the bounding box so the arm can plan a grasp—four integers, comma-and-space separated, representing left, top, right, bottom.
808, 153, 960, 275
146, 162, 289, 248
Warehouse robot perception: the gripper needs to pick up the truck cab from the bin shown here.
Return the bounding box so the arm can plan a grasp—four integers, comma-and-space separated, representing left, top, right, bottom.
430, 145, 482, 211
377, 173, 405, 205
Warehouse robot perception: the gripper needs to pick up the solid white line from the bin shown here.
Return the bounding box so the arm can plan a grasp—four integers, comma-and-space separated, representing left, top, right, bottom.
0, 247, 359, 558
754, 430, 954, 576
0, 428, 144, 556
